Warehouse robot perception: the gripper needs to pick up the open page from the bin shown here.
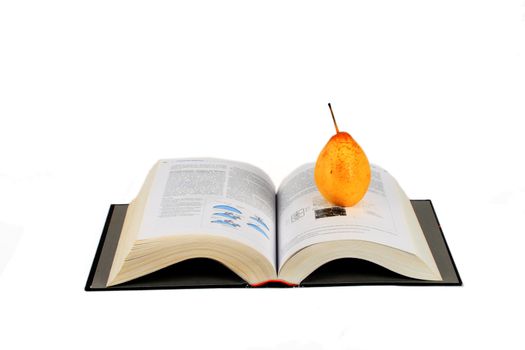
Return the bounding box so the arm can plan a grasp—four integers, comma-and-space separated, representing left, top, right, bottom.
277, 163, 418, 270
137, 158, 277, 269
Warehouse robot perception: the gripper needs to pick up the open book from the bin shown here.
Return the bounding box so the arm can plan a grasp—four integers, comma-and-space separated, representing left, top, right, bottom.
107, 158, 442, 287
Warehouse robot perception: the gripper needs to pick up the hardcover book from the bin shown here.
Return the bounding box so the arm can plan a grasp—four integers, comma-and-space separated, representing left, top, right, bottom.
86, 158, 461, 290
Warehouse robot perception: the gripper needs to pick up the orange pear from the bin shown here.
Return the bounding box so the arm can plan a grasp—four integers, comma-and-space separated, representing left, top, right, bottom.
314, 104, 371, 206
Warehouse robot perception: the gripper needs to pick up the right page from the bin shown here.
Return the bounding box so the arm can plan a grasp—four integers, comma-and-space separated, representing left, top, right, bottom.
277, 163, 427, 272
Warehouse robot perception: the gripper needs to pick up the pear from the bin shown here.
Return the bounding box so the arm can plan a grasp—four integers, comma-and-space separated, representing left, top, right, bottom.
314, 104, 371, 207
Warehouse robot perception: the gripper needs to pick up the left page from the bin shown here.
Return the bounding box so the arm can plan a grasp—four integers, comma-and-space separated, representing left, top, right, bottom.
137, 158, 277, 269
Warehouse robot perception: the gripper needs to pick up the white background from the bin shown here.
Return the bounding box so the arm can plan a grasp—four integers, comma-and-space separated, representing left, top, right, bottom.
1, 1, 524, 349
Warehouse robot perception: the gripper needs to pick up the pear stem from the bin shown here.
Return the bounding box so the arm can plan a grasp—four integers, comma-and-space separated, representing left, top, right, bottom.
328, 103, 339, 133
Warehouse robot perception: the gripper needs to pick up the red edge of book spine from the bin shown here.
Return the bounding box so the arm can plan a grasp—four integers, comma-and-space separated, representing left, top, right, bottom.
250, 279, 298, 287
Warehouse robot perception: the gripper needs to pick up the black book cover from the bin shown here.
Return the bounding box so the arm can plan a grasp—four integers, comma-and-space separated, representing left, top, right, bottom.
85, 200, 461, 290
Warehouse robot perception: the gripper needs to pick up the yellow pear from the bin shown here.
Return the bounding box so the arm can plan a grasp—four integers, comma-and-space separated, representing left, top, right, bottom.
314, 104, 371, 207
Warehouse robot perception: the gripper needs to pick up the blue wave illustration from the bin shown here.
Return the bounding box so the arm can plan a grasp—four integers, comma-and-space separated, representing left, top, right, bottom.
247, 223, 269, 239
213, 212, 241, 220
211, 220, 240, 228
249, 216, 269, 231
212, 204, 242, 214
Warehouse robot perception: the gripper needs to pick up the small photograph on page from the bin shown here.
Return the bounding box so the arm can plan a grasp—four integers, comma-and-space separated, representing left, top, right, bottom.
314, 206, 347, 219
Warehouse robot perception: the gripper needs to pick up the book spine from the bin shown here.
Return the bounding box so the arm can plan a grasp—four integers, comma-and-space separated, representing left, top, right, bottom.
250, 279, 298, 287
